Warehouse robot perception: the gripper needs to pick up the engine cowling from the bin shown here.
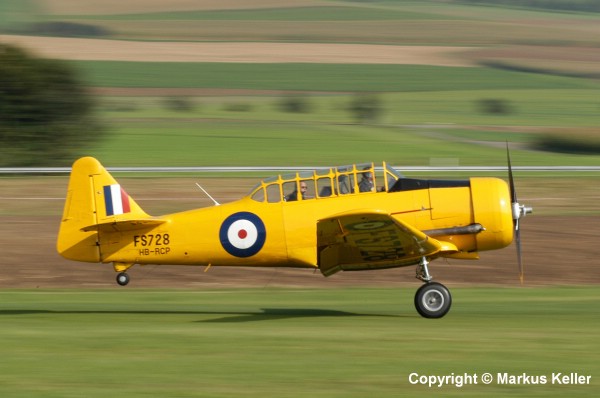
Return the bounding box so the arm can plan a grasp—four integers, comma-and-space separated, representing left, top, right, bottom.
470, 177, 514, 252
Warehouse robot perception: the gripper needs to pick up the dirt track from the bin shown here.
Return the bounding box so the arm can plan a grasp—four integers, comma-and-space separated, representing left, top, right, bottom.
1, 175, 598, 289
41, 0, 321, 14
2, 214, 598, 289
0, 35, 475, 66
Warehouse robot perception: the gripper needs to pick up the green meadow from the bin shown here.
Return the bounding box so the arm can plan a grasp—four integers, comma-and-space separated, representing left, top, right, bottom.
0, 288, 597, 397
61, 59, 599, 168
85, 83, 600, 167
87, 119, 600, 168
61, 61, 598, 168
64, 6, 437, 22
75, 62, 592, 92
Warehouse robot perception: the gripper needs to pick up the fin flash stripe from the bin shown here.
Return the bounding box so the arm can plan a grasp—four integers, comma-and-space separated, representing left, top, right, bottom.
104, 184, 131, 216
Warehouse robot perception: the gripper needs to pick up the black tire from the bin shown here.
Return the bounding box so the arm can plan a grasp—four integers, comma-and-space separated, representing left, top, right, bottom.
414, 282, 452, 318
116, 272, 130, 286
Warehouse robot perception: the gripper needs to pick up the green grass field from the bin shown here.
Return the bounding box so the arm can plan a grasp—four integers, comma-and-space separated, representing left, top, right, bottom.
74, 62, 594, 92
0, 0, 38, 30
66, 6, 438, 22
86, 120, 600, 168
87, 84, 600, 167
66, 61, 598, 168
0, 287, 597, 397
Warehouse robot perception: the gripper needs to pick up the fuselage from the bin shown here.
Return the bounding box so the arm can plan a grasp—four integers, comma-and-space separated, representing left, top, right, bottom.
96, 172, 513, 271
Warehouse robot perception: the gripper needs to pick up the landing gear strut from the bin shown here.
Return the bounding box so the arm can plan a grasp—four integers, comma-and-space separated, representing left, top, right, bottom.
116, 272, 130, 286
415, 257, 432, 283
414, 257, 452, 318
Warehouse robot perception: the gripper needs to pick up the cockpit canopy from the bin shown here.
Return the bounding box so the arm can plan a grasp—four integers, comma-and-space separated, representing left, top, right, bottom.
249, 162, 403, 203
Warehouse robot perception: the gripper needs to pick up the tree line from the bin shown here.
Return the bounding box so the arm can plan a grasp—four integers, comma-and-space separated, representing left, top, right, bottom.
0, 43, 104, 166
458, 0, 600, 13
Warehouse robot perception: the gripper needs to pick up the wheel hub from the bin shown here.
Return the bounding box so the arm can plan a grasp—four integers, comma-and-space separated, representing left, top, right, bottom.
422, 290, 445, 312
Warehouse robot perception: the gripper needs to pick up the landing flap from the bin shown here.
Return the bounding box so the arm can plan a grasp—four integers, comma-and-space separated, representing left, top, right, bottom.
317, 209, 444, 276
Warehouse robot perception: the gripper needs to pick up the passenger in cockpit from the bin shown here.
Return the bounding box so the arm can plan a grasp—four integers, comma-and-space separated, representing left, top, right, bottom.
358, 168, 375, 192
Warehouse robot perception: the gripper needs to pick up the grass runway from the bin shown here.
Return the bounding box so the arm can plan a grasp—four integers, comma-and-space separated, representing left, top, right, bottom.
0, 287, 597, 397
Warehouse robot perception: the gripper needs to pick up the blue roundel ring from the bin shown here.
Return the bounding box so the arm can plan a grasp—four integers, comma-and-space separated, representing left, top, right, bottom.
219, 212, 266, 258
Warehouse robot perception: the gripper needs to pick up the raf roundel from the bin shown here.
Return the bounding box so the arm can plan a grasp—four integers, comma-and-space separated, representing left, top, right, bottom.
219, 212, 266, 258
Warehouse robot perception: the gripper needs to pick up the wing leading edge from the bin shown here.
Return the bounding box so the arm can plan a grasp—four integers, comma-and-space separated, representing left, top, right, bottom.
317, 210, 457, 276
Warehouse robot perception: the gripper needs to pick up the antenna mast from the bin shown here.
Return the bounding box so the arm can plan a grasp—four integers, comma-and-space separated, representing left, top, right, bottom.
195, 183, 220, 206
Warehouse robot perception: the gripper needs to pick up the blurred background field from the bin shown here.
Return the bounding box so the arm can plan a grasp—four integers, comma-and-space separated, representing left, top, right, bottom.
0, 0, 598, 280
1, 2, 600, 397
1, 0, 599, 167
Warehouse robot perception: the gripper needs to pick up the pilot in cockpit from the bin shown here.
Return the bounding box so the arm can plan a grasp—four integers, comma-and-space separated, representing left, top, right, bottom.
285, 181, 308, 201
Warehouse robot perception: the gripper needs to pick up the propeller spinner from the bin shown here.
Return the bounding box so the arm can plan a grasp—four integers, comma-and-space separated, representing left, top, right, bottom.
506, 144, 533, 283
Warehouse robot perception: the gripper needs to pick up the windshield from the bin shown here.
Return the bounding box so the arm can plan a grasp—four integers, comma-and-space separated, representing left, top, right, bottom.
385, 163, 404, 181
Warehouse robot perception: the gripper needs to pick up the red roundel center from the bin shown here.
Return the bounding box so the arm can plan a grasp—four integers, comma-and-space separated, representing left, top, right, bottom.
238, 229, 248, 239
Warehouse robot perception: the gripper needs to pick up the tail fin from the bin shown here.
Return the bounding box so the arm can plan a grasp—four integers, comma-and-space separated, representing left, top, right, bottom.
57, 157, 152, 262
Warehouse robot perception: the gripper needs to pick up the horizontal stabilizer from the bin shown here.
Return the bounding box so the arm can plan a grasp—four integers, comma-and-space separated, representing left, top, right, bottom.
81, 219, 166, 233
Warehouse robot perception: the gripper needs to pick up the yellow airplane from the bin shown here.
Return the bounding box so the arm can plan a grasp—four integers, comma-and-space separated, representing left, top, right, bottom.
57, 154, 532, 318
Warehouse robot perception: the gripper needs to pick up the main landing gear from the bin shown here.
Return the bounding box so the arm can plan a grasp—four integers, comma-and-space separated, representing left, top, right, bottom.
414, 257, 452, 319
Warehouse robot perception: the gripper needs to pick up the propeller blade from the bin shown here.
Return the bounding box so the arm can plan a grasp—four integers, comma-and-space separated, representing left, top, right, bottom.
516, 227, 524, 285
506, 142, 517, 205
506, 142, 524, 284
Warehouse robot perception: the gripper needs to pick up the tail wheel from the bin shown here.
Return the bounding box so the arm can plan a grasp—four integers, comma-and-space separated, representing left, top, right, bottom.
116, 272, 130, 286
414, 282, 452, 318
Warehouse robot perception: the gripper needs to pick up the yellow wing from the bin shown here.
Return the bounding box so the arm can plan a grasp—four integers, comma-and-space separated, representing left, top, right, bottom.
317, 210, 456, 276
